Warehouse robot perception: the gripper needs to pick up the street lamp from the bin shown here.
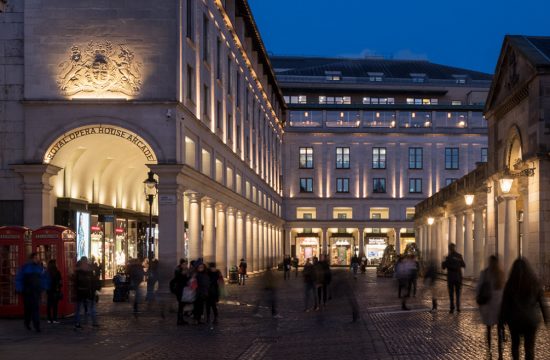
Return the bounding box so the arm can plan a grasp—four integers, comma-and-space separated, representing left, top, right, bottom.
464, 194, 475, 206
144, 170, 158, 260
427, 217, 435, 225
499, 175, 514, 194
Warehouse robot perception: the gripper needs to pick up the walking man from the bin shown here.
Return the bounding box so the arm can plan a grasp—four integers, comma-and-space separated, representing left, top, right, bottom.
16, 252, 49, 332
442, 243, 466, 313
283, 255, 291, 280
74, 256, 100, 328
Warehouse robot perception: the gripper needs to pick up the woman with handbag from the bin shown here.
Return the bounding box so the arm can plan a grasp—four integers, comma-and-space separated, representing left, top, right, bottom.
476, 255, 505, 359
46, 259, 62, 324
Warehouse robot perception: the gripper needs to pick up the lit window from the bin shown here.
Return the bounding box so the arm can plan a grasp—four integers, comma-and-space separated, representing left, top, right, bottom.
388, 98, 395, 104
452, 100, 462, 105
336, 147, 350, 169
430, 98, 438, 105
298, 95, 307, 104
299, 147, 313, 169
422, 99, 431, 105
325, 71, 342, 81
362, 97, 370, 104
406, 98, 414, 105
319, 96, 326, 104
343, 96, 351, 104
372, 147, 386, 169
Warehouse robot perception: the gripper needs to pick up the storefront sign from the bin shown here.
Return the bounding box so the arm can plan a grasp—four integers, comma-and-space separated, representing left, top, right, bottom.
368, 237, 387, 245
44, 125, 156, 163
158, 194, 177, 205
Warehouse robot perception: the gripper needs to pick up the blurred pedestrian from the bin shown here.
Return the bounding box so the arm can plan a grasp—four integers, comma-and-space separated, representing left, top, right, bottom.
146, 259, 159, 303
128, 258, 145, 313
302, 258, 316, 311
238, 258, 247, 285
442, 243, 465, 313
171, 259, 190, 325
283, 255, 291, 280
501, 258, 548, 360
73, 256, 100, 329
46, 259, 62, 324
476, 255, 505, 359
16, 252, 49, 332
350, 254, 360, 279
193, 262, 210, 324
292, 256, 299, 278
253, 266, 282, 318
423, 253, 438, 311
206, 262, 223, 324
409, 255, 419, 297
396, 255, 414, 310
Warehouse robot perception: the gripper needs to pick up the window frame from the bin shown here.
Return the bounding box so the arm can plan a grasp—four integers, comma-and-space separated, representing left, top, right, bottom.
299, 147, 314, 169
409, 178, 423, 193
299, 178, 313, 193
336, 147, 350, 169
336, 177, 350, 193
445, 147, 460, 170
408, 147, 423, 169
372, 147, 387, 169
373, 178, 387, 193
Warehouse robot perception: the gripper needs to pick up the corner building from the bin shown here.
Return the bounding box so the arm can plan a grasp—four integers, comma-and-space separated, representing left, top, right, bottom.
272, 56, 491, 265
0, 0, 285, 280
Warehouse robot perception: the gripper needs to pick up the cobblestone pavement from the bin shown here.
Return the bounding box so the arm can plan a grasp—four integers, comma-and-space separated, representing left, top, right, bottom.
1, 268, 550, 359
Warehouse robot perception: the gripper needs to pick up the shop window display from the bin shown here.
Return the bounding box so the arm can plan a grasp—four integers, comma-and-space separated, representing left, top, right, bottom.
297, 237, 319, 265
330, 237, 352, 265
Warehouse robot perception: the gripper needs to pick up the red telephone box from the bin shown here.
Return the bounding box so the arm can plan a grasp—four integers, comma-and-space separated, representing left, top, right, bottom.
0, 226, 31, 317
32, 226, 76, 317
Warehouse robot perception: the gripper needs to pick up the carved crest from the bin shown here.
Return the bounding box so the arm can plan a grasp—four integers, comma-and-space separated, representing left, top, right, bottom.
57, 41, 142, 97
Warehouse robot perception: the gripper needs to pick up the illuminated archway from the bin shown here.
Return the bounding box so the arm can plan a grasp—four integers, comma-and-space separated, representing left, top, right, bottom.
504, 125, 523, 171
44, 124, 158, 214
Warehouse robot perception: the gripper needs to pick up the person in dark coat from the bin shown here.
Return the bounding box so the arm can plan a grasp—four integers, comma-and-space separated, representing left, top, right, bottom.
283, 255, 291, 280
206, 262, 223, 324
302, 258, 317, 311
173, 259, 190, 325
73, 256, 100, 328
500, 258, 548, 360
46, 259, 62, 324
238, 258, 247, 285
193, 262, 210, 324
16, 252, 49, 332
442, 243, 465, 313
146, 259, 159, 303
128, 258, 145, 313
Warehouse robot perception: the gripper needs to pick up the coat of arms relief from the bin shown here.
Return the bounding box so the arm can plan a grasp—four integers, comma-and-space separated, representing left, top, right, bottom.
57, 41, 142, 97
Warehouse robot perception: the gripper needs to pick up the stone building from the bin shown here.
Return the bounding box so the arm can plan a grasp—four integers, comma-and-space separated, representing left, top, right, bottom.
272, 56, 491, 266
415, 35, 550, 284
0, 0, 285, 279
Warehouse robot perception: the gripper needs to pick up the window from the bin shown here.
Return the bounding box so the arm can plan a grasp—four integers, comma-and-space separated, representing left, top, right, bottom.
409, 178, 422, 193
186, 0, 194, 39
368, 72, 384, 82
300, 178, 313, 193
336, 178, 349, 193
481, 148, 488, 163
372, 147, 386, 169
336, 147, 350, 169
202, 15, 209, 61
325, 71, 341, 81
451, 100, 462, 106
186, 65, 194, 101
405, 208, 415, 220
408, 147, 423, 169
299, 147, 313, 168
373, 178, 386, 193
445, 178, 457, 186
287, 95, 307, 104
445, 148, 459, 169
319, 96, 349, 104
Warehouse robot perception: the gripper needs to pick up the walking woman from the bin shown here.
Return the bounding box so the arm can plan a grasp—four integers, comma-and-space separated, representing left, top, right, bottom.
46, 259, 62, 324
476, 255, 505, 359
501, 258, 548, 360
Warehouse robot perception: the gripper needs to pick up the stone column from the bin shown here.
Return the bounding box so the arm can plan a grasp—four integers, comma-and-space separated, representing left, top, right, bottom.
324, 229, 330, 256
269, 224, 273, 267
203, 198, 216, 263
464, 210, 474, 277
449, 215, 457, 246
12, 164, 62, 228
252, 218, 259, 272
215, 203, 227, 276
503, 195, 519, 274
187, 192, 202, 260
359, 228, 366, 256
236, 210, 244, 265
226, 207, 236, 273
455, 213, 464, 255
245, 215, 252, 268
473, 207, 485, 275
258, 220, 264, 271
395, 228, 401, 255
285, 228, 291, 256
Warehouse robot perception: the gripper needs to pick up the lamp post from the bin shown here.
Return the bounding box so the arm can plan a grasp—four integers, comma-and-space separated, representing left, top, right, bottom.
143, 171, 158, 261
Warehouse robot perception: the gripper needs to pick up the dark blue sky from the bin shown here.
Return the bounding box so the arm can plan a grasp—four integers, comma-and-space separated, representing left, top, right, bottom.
248, 0, 550, 74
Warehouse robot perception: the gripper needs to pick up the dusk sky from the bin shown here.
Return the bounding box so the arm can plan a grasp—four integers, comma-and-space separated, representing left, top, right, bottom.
248, 0, 550, 74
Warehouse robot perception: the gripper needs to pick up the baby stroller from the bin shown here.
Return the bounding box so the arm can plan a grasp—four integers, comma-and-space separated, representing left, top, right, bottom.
113, 273, 130, 302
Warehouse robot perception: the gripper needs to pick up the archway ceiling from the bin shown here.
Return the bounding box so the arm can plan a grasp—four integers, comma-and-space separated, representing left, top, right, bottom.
49, 132, 157, 214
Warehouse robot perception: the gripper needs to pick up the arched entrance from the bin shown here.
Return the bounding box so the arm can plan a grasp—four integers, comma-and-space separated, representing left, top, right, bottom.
43, 124, 158, 279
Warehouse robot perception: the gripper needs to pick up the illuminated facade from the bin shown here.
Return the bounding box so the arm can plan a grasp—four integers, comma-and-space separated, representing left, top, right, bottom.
0, 0, 284, 279
273, 56, 491, 265
415, 36, 550, 283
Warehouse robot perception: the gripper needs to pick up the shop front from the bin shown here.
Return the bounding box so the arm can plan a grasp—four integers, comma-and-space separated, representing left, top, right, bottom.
329, 235, 353, 266
365, 235, 388, 266
297, 235, 319, 265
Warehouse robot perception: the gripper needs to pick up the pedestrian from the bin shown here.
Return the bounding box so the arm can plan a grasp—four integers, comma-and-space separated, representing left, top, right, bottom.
500, 258, 548, 360
312, 256, 327, 309
302, 258, 317, 311
206, 262, 223, 324
146, 259, 159, 303
73, 256, 100, 328
253, 266, 282, 318
16, 252, 49, 332
350, 253, 360, 279
441, 243, 465, 313
476, 255, 505, 359
292, 256, 299, 278
46, 259, 62, 324
193, 262, 210, 325
171, 259, 190, 325
423, 253, 438, 311
238, 258, 247, 285
409, 255, 419, 297
283, 255, 291, 280
128, 258, 145, 313
396, 255, 414, 310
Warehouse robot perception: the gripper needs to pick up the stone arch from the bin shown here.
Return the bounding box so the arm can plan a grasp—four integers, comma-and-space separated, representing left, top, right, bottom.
503, 125, 523, 171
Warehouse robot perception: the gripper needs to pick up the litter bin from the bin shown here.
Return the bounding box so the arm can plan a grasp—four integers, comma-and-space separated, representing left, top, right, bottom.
228, 266, 239, 284
113, 273, 130, 302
